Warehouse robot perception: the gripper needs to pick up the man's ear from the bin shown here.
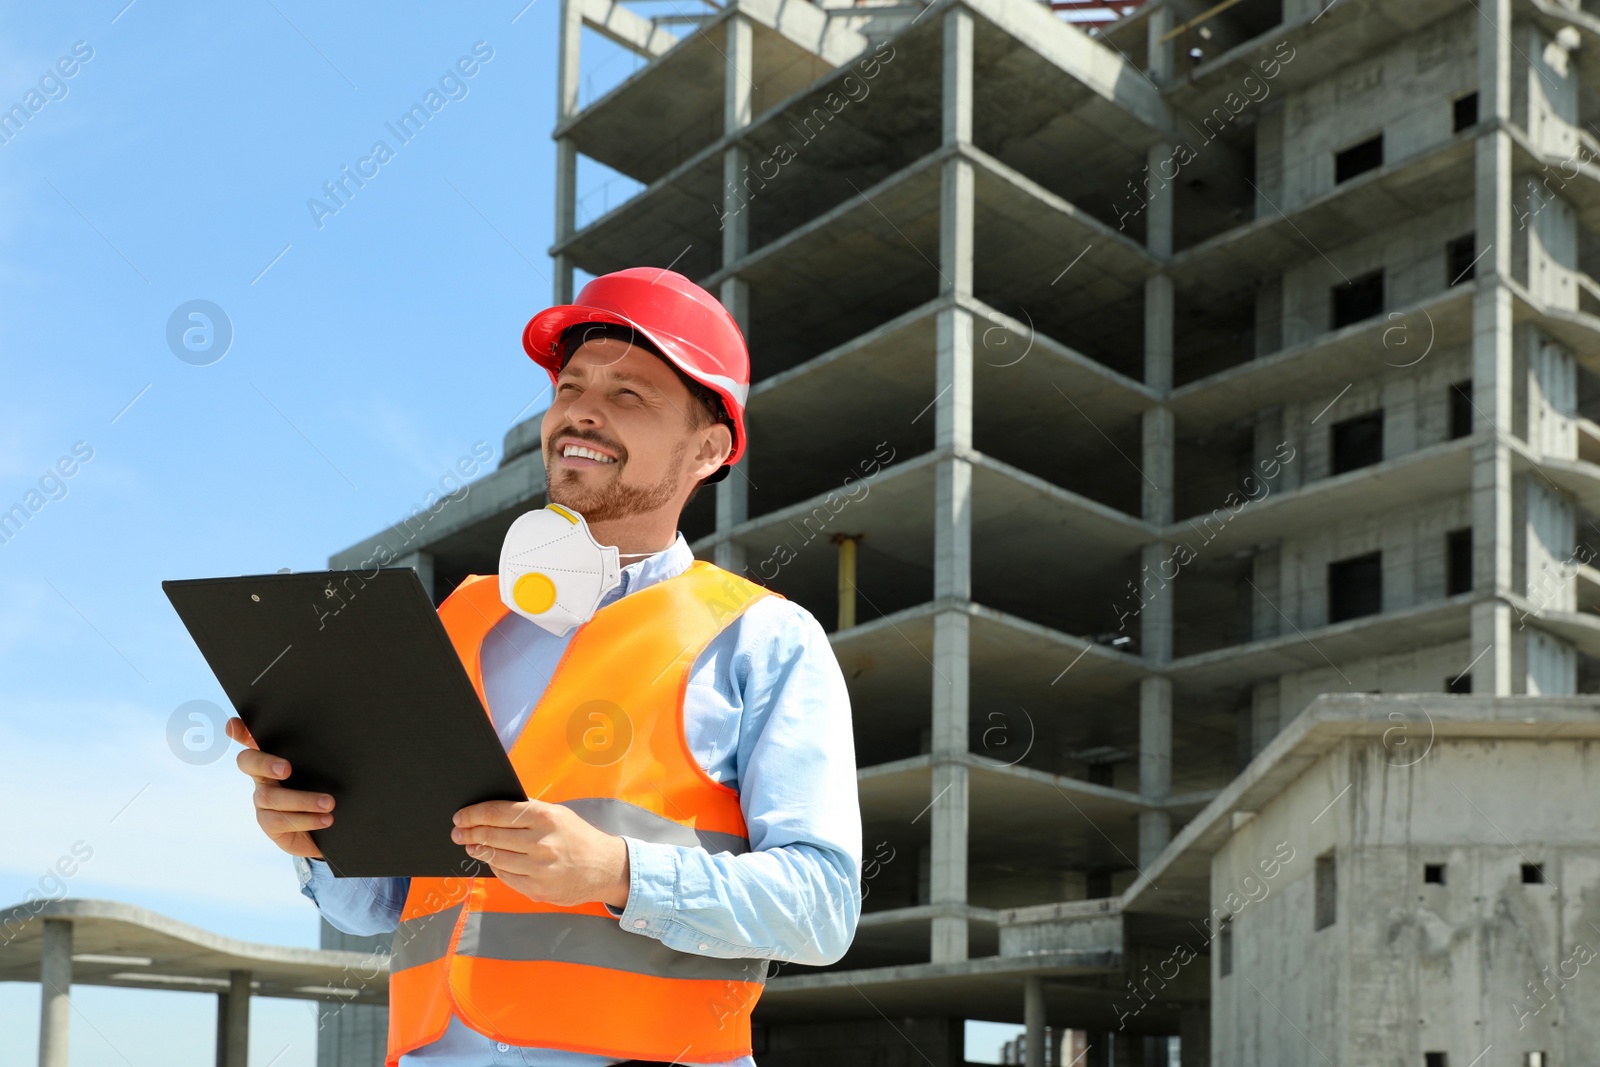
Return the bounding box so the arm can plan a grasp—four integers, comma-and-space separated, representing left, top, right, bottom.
693, 423, 733, 481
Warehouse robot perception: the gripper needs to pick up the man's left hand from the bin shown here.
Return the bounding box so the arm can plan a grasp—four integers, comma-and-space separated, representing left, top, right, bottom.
452, 800, 630, 910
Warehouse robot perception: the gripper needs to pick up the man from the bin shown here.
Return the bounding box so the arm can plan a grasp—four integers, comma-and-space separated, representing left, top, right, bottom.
226, 268, 863, 1066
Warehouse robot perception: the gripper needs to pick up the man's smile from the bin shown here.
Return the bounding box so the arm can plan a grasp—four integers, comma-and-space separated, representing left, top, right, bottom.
554, 434, 619, 467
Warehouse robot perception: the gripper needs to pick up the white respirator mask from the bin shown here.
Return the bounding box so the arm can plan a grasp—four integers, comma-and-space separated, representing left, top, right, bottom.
498, 503, 622, 637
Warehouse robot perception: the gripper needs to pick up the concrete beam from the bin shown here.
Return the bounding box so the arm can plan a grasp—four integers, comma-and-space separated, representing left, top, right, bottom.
328, 448, 547, 571
0, 900, 385, 1004
577, 0, 678, 60
393, 550, 435, 605
729, 0, 867, 68
950, 0, 1171, 138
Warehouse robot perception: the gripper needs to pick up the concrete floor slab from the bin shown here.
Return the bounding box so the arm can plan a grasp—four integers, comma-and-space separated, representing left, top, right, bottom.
1167, 285, 1475, 432
0, 899, 387, 1005
1168, 127, 1476, 293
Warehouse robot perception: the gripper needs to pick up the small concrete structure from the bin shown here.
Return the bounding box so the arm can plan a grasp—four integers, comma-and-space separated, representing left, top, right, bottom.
0, 899, 388, 1067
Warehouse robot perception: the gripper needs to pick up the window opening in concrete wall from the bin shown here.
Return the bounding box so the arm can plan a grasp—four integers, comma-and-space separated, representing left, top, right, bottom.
1424, 864, 1446, 884
1447, 527, 1472, 595
1332, 411, 1383, 473
1314, 851, 1337, 930
1447, 674, 1472, 694
1328, 552, 1382, 622
1332, 270, 1384, 329
1449, 381, 1473, 439
1454, 91, 1478, 132
1335, 134, 1383, 183
1523, 863, 1546, 884
1447, 233, 1476, 286
1219, 916, 1233, 977
1525, 1053, 1546, 1066
1425, 1054, 1448, 1067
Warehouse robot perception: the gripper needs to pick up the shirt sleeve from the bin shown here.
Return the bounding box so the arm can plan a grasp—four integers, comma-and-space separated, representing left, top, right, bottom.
612, 600, 863, 966
295, 856, 410, 937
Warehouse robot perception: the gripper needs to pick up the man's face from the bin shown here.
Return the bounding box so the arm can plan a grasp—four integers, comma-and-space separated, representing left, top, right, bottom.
540, 332, 729, 524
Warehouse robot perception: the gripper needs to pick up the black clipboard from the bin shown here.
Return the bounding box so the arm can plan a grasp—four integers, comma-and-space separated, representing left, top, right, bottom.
163, 568, 527, 878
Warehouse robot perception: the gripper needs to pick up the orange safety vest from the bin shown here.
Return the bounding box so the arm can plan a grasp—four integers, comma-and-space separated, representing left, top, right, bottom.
386, 560, 781, 1065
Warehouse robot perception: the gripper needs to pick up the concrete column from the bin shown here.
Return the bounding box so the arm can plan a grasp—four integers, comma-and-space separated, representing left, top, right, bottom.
1144, 275, 1173, 393
1139, 675, 1173, 868
1141, 139, 1176, 842
1179, 1004, 1210, 1067
39, 919, 70, 1067
929, 4, 976, 966
553, 138, 577, 305
552, 0, 582, 305
719, 15, 752, 278
942, 5, 974, 292
1472, 0, 1515, 694
724, 14, 753, 132
1139, 542, 1173, 665
219, 970, 250, 1067
713, 14, 754, 575
394, 549, 435, 605
1146, 4, 1175, 85
556, 0, 581, 122
930, 305, 973, 964
715, 461, 749, 574
1024, 975, 1046, 1067
1144, 143, 1173, 262
1141, 408, 1174, 526
943, 8, 973, 148
212, 991, 228, 1067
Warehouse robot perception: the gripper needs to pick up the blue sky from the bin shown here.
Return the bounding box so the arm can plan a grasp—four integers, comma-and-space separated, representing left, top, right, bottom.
0, 1, 1022, 1062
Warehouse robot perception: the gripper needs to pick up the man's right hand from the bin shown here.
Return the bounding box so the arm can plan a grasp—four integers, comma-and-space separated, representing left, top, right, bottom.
226, 717, 333, 859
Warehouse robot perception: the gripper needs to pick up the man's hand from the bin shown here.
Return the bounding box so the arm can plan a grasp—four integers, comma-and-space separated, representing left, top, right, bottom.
452, 800, 630, 910
225, 717, 332, 859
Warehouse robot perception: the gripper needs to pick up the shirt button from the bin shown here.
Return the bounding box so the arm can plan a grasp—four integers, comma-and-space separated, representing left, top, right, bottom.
633, 918, 647, 929
497, 1042, 509, 1052
699, 943, 710, 951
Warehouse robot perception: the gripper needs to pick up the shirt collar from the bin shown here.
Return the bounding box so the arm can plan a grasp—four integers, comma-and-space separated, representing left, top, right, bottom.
599, 531, 694, 607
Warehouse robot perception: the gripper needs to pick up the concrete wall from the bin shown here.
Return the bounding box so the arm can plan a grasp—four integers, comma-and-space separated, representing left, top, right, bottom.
1252, 639, 1471, 750
1266, 496, 1470, 630
1212, 735, 1600, 1066
1511, 22, 1580, 159
1264, 351, 1472, 490
1276, 10, 1475, 213
1278, 207, 1474, 349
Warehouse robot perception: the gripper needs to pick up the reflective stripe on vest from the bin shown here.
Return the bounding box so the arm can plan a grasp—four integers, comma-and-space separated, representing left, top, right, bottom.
386, 561, 780, 1066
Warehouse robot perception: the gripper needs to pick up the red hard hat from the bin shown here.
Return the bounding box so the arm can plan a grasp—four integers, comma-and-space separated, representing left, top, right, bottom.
522, 267, 749, 483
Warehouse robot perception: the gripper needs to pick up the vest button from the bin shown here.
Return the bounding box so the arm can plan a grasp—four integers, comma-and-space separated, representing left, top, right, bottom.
633, 918, 647, 929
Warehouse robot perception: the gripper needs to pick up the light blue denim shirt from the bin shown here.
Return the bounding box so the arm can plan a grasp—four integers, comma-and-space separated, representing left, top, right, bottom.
294, 532, 863, 1066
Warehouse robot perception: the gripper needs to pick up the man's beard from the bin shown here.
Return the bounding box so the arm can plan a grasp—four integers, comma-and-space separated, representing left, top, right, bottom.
545, 438, 687, 524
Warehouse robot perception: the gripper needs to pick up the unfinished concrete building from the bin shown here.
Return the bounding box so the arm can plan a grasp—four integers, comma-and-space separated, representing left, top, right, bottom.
326, 0, 1600, 1061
